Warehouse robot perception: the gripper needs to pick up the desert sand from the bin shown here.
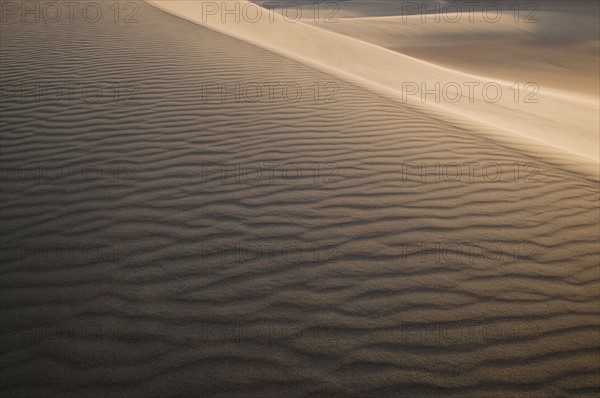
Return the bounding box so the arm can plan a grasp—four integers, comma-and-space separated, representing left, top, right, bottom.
1, 1, 598, 397
306, 4, 600, 96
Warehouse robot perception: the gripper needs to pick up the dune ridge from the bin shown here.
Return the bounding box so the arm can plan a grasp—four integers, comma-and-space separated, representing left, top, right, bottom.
148, 0, 599, 164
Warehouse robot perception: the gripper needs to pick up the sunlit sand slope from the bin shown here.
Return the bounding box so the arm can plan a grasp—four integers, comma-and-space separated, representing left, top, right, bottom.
311, 6, 599, 96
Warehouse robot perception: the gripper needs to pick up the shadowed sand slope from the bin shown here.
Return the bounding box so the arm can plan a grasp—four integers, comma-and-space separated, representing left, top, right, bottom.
1, 1, 599, 397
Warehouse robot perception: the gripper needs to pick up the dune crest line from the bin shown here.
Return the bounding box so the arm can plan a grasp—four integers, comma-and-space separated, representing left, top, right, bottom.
146, 0, 599, 164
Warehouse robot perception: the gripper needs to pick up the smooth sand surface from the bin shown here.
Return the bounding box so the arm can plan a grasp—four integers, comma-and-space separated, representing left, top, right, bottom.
309, 8, 600, 97
253, 0, 600, 19
1, 1, 599, 397
396, 40, 599, 97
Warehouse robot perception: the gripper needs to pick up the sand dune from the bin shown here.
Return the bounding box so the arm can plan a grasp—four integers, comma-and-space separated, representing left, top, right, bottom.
253, 0, 600, 19
255, 0, 599, 96
311, 10, 600, 96
1, 1, 598, 397
149, 0, 599, 164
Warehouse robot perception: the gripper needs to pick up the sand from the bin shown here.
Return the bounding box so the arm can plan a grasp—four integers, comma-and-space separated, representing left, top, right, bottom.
306, 4, 600, 97
1, 1, 599, 397
148, 0, 599, 164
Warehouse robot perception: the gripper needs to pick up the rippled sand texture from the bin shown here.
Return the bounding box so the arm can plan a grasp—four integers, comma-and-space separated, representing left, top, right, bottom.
1, 1, 599, 397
